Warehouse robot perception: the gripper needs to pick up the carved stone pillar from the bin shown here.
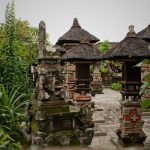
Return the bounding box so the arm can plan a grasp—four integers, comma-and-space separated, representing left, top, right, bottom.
116, 61, 146, 145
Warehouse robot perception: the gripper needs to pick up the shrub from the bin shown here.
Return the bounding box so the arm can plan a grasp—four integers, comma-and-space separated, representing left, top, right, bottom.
0, 84, 28, 145
111, 82, 122, 90
0, 128, 21, 150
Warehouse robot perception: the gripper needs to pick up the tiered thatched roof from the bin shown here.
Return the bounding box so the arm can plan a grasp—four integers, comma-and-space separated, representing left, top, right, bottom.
101, 25, 150, 60
138, 25, 150, 42
56, 18, 99, 45
61, 40, 101, 61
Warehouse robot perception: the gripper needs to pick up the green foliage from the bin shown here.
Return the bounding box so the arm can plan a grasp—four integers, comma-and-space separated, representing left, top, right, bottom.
135, 59, 150, 67
141, 99, 150, 111
0, 85, 28, 148
111, 82, 122, 90
0, 85, 28, 132
0, 128, 21, 150
99, 64, 108, 73
98, 40, 110, 74
98, 40, 111, 53
0, 0, 40, 94
148, 44, 150, 50
135, 59, 150, 95
90, 65, 93, 73
140, 72, 150, 95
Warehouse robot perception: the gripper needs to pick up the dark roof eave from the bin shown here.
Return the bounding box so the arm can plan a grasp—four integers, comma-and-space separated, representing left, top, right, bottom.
101, 55, 150, 61
56, 39, 99, 45
61, 58, 101, 62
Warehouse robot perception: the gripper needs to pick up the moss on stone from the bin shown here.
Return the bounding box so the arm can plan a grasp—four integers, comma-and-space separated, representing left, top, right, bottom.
31, 119, 39, 134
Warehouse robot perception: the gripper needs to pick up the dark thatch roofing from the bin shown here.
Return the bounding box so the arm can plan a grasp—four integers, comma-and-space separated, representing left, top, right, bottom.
54, 45, 66, 53
56, 18, 99, 45
101, 25, 150, 60
137, 25, 150, 42
61, 40, 102, 62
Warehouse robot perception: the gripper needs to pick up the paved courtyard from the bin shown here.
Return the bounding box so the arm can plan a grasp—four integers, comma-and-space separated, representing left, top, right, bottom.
90, 88, 150, 150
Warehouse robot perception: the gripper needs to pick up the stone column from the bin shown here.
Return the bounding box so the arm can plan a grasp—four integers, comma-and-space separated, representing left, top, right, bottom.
116, 61, 146, 146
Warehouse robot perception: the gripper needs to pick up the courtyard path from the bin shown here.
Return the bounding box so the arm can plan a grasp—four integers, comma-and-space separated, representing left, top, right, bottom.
90, 88, 150, 150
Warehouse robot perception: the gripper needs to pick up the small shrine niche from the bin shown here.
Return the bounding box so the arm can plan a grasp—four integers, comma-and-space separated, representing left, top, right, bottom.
121, 61, 142, 100
76, 63, 91, 94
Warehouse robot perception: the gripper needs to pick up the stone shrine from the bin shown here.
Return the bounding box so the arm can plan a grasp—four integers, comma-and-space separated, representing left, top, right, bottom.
28, 21, 98, 146
101, 25, 150, 146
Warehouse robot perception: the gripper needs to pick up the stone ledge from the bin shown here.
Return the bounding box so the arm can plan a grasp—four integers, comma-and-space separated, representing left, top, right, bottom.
94, 131, 107, 136
142, 112, 150, 116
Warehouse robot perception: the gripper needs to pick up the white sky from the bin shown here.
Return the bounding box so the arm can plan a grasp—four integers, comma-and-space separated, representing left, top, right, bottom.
0, 0, 150, 44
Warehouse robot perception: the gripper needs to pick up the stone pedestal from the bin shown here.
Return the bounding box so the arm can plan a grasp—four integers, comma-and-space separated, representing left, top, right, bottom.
116, 100, 146, 145
91, 62, 103, 96
116, 61, 147, 146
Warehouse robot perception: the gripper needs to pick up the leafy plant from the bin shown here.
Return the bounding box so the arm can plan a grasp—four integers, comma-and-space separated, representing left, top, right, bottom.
111, 82, 122, 90
141, 99, 150, 111
135, 59, 150, 95
0, 128, 21, 150
0, 0, 37, 95
0, 84, 28, 136
98, 40, 111, 53
140, 72, 150, 95
99, 63, 108, 73
90, 65, 93, 73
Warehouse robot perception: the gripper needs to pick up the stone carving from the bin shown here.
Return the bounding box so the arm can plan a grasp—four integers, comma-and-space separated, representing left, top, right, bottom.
91, 62, 103, 96
75, 128, 94, 145
35, 111, 46, 131
29, 20, 96, 147
38, 21, 46, 58
59, 136, 70, 146
45, 134, 54, 143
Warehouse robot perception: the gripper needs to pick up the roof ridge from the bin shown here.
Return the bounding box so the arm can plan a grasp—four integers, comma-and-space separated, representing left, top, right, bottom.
71, 18, 81, 28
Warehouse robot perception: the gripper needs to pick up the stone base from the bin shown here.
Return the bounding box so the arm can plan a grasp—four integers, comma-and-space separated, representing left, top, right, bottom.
116, 129, 146, 146
111, 138, 145, 150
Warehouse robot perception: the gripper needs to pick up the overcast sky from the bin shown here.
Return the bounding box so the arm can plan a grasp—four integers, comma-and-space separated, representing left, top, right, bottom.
0, 0, 150, 44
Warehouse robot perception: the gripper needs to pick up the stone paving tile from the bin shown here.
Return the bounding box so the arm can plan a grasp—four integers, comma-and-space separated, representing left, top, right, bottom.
90, 88, 150, 150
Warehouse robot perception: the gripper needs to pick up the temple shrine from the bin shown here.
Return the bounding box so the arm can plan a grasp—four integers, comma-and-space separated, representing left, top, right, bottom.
28, 19, 102, 146
27, 18, 150, 148
101, 25, 150, 145
56, 18, 102, 102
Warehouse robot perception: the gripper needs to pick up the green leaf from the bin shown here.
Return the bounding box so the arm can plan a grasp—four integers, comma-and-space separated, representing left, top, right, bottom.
144, 72, 150, 82
135, 61, 143, 67
0, 91, 2, 98
148, 44, 150, 50
140, 82, 150, 95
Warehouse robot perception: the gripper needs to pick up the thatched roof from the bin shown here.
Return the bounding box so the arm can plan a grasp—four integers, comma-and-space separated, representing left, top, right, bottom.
54, 45, 66, 53
61, 40, 102, 61
101, 25, 150, 60
56, 18, 99, 45
138, 25, 150, 42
